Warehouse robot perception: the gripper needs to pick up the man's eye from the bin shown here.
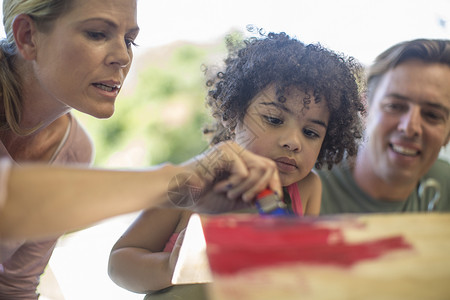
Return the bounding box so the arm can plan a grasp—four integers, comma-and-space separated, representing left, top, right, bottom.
422, 110, 446, 123
382, 102, 406, 113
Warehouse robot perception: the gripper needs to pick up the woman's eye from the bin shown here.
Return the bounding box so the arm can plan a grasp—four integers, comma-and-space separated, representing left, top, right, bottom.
87, 31, 106, 40
263, 115, 283, 125
125, 38, 138, 48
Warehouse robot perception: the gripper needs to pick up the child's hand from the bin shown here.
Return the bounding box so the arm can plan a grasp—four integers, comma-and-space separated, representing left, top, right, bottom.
168, 229, 186, 274
178, 141, 282, 212
209, 141, 281, 201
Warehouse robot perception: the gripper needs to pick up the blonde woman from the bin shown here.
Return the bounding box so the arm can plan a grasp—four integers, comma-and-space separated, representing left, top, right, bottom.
0, 0, 280, 298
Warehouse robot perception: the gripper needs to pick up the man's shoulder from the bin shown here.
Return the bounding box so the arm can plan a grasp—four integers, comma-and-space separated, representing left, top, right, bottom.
427, 158, 450, 173
422, 158, 450, 211
424, 158, 450, 188
315, 161, 350, 183
315, 161, 363, 214
425, 159, 450, 184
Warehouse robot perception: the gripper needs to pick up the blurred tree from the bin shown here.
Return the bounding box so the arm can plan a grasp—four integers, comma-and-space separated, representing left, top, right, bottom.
74, 41, 228, 167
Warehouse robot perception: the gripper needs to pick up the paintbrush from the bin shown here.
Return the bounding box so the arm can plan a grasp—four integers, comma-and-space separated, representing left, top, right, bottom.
255, 188, 291, 216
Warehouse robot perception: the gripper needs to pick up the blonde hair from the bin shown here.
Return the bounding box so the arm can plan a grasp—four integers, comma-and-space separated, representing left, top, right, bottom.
1, 0, 72, 135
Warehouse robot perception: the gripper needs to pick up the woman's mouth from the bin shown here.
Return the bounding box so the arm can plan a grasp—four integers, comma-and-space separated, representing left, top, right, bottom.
93, 83, 120, 93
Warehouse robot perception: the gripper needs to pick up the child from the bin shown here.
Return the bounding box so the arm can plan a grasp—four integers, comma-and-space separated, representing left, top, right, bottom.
108, 30, 366, 293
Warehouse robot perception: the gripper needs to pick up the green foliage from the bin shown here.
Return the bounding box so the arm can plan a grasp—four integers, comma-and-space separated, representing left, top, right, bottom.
74, 42, 226, 167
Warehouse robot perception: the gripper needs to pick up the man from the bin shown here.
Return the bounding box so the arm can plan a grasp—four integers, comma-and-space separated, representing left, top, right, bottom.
317, 39, 450, 214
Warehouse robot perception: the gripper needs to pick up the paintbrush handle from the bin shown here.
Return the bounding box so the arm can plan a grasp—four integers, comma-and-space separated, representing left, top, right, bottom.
255, 189, 290, 216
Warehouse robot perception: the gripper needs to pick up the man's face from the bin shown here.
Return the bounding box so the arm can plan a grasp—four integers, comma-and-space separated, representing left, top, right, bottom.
365, 60, 450, 185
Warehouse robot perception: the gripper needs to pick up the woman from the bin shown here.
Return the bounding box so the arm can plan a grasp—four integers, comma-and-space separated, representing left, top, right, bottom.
0, 0, 280, 298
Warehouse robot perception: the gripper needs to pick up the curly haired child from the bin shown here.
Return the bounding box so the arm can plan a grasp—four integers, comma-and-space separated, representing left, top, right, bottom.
108, 30, 366, 293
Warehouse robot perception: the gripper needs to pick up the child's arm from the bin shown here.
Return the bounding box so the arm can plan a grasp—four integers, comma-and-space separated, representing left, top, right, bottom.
108, 207, 193, 293
297, 170, 322, 216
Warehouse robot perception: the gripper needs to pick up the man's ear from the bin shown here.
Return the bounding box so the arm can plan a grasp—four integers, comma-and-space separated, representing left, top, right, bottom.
444, 132, 450, 147
12, 14, 39, 60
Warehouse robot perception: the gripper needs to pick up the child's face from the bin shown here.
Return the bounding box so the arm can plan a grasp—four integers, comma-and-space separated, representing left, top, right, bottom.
234, 84, 330, 186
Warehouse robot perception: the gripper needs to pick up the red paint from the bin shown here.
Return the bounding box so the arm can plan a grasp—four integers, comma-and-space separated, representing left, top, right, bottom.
256, 188, 274, 200
203, 215, 411, 275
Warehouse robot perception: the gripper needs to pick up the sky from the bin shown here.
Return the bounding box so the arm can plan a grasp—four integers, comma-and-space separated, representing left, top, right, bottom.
0, 0, 449, 65
134, 0, 450, 65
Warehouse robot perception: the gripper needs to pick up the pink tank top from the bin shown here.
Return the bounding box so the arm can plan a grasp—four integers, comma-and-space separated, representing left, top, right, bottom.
286, 182, 303, 216
0, 114, 93, 299
163, 233, 180, 252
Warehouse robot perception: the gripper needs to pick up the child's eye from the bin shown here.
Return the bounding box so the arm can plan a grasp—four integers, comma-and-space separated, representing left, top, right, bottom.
263, 115, 283, 126
303, 129, 320, 139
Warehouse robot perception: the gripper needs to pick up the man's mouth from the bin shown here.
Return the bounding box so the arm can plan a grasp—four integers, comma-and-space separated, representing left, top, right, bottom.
390, 144, 420, 156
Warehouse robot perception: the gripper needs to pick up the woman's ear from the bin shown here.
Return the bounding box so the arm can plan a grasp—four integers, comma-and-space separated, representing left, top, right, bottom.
12, 14, 38, 60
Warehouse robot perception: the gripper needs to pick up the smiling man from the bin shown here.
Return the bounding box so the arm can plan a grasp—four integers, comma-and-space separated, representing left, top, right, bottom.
317, 39, 450, 214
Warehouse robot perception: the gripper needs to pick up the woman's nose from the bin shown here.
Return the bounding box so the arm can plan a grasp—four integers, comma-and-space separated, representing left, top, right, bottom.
106, 39, 131, 69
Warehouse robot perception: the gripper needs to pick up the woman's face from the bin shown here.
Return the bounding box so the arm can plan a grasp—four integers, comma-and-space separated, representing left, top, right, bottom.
31, 0, 139, 118
234, 84, 329, 186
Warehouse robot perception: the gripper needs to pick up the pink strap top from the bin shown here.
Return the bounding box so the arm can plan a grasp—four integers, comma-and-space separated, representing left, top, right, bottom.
286, 182, 303, 216
0, 114, 94, 299
163, 233, 180, 252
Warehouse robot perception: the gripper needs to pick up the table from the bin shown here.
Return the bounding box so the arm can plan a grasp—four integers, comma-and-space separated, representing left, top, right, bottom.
150, 213, 450, 300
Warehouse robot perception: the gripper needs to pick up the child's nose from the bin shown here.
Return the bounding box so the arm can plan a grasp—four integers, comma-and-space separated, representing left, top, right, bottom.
281, 129, 301, 152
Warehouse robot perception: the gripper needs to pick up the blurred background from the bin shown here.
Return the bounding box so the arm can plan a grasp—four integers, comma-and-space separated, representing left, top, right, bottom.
56, 0, 450, 170
1, 0, 450, 299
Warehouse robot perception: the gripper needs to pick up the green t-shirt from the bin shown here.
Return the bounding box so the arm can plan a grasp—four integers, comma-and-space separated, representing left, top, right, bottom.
316, 158, 450, 215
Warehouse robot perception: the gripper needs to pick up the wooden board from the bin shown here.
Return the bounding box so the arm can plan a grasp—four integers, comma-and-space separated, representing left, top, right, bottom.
201, 213, 450, 300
